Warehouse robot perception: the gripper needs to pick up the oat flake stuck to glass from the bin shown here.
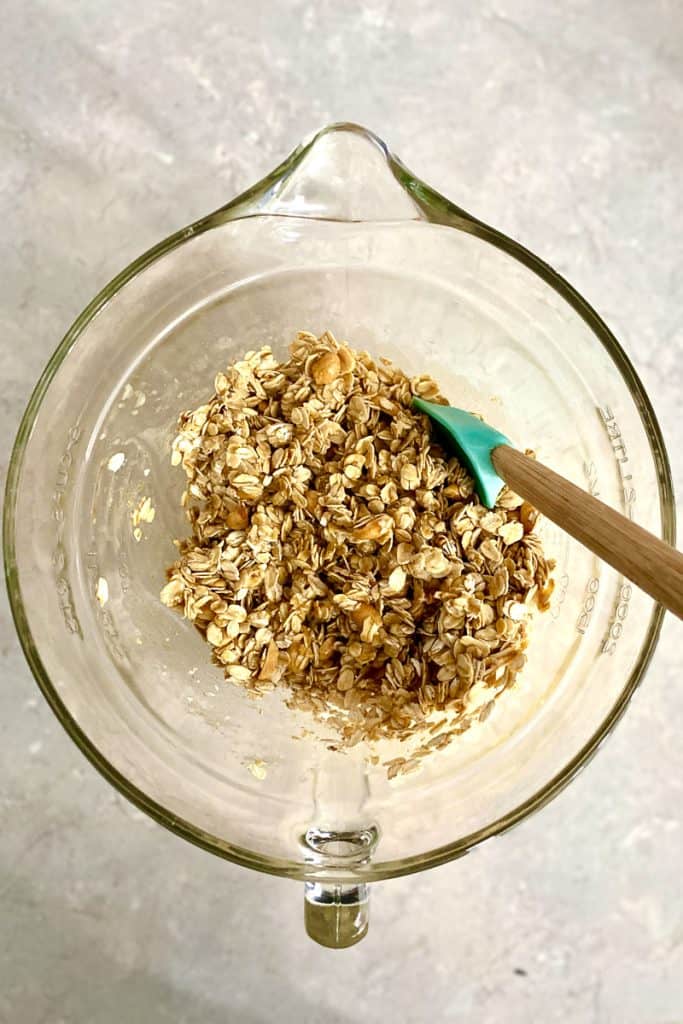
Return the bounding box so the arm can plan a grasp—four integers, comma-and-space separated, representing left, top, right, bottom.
160, 331, 554, 776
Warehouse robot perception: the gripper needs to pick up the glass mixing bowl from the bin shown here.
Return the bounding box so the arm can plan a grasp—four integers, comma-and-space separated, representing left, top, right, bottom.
4, 123, 674, 947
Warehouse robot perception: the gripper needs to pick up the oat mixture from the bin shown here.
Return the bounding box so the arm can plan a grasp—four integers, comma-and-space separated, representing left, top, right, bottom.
161, 331, 553, 774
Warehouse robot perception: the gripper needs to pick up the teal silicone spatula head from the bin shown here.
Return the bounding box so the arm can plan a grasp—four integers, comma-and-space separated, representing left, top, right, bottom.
413, 397, 512, 509
413, 400, 683, 618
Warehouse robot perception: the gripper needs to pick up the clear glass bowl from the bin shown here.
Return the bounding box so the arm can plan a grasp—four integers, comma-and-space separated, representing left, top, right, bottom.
4, 124, 674, 947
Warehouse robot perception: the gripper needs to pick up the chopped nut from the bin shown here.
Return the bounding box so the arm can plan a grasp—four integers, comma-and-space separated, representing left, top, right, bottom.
348, 603, 381, 629
337, 345, 356, 374
226, 504, 249, 530
386, 566, 406, 594
310, 350, 341, 385
351, 515, 393, 543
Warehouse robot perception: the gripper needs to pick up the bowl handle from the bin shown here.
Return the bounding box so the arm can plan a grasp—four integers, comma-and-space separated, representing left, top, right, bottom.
301, 824, 378, 947
304, 881, 370, 948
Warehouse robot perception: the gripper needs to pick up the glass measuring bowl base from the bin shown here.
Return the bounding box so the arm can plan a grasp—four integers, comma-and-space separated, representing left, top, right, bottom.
4, 124, 673, 946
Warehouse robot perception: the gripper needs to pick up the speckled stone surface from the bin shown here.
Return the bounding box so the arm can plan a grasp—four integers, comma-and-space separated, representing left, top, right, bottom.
1, 2, 681, 1021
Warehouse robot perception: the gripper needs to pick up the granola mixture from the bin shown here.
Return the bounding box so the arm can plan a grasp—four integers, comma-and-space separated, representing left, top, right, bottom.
161, 331, 553, 774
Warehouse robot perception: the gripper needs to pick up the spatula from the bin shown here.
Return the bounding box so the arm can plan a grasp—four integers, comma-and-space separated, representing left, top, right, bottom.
413, 397, 683, 619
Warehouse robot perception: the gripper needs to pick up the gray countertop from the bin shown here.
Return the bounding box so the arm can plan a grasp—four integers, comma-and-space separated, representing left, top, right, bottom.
1, 2, 681, 1021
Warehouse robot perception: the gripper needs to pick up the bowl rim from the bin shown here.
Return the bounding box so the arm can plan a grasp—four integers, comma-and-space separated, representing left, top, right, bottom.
3, 123, 675, 882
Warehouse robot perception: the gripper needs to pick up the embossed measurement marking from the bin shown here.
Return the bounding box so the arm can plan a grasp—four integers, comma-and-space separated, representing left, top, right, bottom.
550, 572, 569, 622
599, 405, 636, 519
602, 582, 632, 655
577, 576, 600, 635
573, 408, 638, 649
598, 405, 635, 652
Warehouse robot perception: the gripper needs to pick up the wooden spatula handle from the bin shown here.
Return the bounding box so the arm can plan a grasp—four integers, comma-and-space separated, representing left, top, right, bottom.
492, 445, 683, 620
